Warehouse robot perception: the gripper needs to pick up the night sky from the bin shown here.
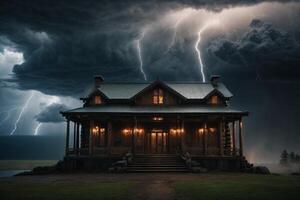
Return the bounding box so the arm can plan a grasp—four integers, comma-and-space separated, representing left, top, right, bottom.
0, 0, 300, 163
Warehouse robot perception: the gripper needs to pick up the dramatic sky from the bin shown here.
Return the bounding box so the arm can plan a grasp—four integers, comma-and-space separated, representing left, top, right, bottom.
1, 0, 300, 162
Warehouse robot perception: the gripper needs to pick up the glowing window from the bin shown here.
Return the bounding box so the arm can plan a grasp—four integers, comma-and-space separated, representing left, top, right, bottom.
153, 89, 164, 104
211, 95, 218, 104
94, 96, 102, 104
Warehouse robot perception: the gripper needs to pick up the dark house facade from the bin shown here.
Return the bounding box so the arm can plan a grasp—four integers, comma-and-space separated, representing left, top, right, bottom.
61, 75, 249, 171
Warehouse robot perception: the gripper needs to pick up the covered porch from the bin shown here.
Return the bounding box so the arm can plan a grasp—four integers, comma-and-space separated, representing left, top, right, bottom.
61, 106, 248, 159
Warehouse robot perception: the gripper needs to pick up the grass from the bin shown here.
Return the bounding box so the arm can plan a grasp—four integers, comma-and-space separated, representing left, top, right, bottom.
0, 180, 134, 200
0, 160, 58, 170
1, 173, 300, 200
173, 173, 300, 200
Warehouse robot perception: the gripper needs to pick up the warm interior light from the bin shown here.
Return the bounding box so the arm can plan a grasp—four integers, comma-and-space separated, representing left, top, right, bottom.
100, 128, 105, 133
211, 95, 218, 104
209, 128, 216, 132
92, 126, 99, 134
198, 128, 204, 134
122, 129, 131, 135
134, 128, 144, 134
94, 96, 102, 104
122, 128, 144, 135
153, 117, 163, 121
170, 128, 184, 134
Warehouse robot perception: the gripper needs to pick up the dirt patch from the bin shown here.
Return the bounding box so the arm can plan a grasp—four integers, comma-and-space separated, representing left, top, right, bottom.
129, 179, 175, 200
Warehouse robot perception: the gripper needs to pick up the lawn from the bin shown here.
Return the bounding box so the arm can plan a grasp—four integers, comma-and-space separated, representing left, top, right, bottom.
0, 173, 300, 200
174, 173, 300, 200
0, 179, 134, 200
0, 160, 58, 170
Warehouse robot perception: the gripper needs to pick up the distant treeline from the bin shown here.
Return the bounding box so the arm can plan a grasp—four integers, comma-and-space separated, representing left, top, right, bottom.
280, 150, 300, 165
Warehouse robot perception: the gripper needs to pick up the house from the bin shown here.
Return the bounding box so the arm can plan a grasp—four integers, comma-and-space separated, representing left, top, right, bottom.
60, 75, 249, 171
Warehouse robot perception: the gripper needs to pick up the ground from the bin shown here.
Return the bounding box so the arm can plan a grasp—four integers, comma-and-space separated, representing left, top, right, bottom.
0, 173, 300, 200
0, 160, 57, 170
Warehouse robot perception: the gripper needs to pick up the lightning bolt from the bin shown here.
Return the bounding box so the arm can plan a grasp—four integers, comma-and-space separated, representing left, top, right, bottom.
33, 123, 42, 136
135, 31, 147, 81
195, 20, 220, 82
0, 107, 19, 124
166, 14, 189, 53
9, 91, 34, 135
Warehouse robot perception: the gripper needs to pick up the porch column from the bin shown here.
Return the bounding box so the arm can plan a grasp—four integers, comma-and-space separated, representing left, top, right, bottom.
132, 117, 137, 154
107, 120, 112, 154
76, 123, 80, 155
181, 119, 186, 152
89, 120, 94, 155
65, 120, 70, 156
176, 115, 180, 150
73, 122, 76, 153
204, 123, 208, 155
232, 121, 236, 156
219, 118, 224, 156
239, 119, 243, 157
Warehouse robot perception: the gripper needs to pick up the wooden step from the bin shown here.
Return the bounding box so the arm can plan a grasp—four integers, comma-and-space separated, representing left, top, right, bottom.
126, 154, 188, 172
127, 168, 189, 172
128, 164, 185, 167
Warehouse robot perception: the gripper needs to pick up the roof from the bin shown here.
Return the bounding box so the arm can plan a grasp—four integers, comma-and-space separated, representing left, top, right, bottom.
95, 82, 233, 100
62, 105, 247, 115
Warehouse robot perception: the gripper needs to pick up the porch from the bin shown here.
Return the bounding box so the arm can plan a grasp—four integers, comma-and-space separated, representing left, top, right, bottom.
63, 113, 246, 158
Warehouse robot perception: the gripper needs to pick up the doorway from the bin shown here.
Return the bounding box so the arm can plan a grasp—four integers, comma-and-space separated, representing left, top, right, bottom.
150, 130, 168, 154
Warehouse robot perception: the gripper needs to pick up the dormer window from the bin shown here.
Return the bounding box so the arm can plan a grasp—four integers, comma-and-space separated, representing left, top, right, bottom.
211, 95, 218, 104
153, 89, 164, 104
94, 95, 102, 104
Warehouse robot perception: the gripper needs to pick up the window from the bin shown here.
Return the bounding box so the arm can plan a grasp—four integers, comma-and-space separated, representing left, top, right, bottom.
94, 96, 102, 104
211, 95, 218, 104
153, 89, 164, 104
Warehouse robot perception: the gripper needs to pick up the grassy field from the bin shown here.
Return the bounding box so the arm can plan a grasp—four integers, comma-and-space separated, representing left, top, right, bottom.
0, 160, 58, 170
174, 173, 300, 200
0, 179, 134, 200
0, 173, 300, 200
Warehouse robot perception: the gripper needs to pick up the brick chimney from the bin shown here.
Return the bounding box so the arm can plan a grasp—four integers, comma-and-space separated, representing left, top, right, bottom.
210, 75, 221, 87
94, 75, 104, 88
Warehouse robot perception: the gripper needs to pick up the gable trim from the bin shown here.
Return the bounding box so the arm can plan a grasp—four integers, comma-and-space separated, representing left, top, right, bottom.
131, 80, 187, 101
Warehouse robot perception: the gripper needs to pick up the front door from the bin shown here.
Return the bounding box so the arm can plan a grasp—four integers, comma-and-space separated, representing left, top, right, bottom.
150, 131, 168, 153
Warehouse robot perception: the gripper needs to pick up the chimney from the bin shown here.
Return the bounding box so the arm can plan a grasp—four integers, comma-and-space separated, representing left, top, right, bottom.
210, 75, 221, 87
94, 75, 104, 88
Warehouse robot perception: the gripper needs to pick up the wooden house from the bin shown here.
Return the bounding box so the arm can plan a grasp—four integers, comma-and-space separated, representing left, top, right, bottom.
61, 75, 249, 171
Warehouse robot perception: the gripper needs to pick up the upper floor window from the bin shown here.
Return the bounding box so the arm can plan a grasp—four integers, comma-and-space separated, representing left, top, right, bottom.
94, 95, 102, 104
211, 95, 218, 104
153, 89, 164, 104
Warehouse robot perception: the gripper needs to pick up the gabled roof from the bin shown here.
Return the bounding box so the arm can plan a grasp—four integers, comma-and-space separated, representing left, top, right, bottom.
166, 83, 232, 99
96, 83, 149, 99
93, 81, 233, 100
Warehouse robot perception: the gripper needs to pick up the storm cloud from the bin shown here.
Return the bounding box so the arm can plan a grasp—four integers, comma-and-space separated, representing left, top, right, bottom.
0, 0, 299, 97
208, 19, 300, 81
35, 103, 70, 123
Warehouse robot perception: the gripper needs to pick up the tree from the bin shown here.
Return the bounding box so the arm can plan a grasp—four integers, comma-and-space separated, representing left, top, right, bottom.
295, 154, 300, 163
290, 152, 296, 163
280, 150, 289, 166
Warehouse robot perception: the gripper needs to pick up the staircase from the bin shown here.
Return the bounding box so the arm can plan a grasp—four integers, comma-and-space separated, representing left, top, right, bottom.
127, 154, 189, 172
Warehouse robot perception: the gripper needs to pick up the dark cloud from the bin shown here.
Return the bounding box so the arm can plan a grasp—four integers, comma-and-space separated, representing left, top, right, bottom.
35, 103, 69, 123
0, 0, 298, 97
208, 19, 300, 81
